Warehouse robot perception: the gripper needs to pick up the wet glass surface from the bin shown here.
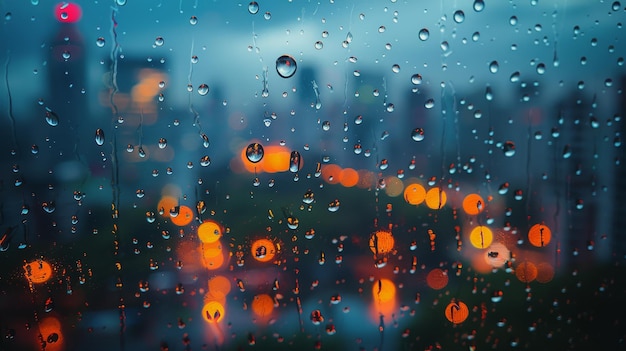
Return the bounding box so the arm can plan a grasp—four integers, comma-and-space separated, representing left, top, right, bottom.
0, 1, 625, 350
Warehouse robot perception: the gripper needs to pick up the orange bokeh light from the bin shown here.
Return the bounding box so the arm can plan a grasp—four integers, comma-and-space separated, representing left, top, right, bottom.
515, 261, 538, 283
372, 278, 396, 303
171, 205, 194, 226
251, 294, 274, 321
426, 268, 449, 290
201, 241, 225, 270
24, 260, 53, 284
369, 230, 395, 255
198, 220, 223, 243
445, 301, 469, 324
202, 300, 225, 323
384, 176, 404, 197
251, 238, 276, 262
536, 262, 555, 283
157, 196, 178, 218
239, 144, 292, 173
425, 187, 447, 209
339, 168, 359, 187
469, 226, 493, 249
404, 183, 426, 205
38, 316, 64, 351
208, 275, 232, 297
528, 224, 551, 247
462, 193, 485, 215
321, 164, 342, 184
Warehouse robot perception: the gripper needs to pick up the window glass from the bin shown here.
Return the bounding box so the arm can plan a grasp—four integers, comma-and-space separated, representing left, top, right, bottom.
1, 1, 625, 350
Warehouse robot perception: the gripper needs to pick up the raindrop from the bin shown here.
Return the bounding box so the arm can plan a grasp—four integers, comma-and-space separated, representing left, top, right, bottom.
612, 1, 621, 11
489, 61, 499, 73
154, 37, 164, 46
45, 110, 59, 127
189, 16, 198, 25
503, 141, 515, 157
158, 138, 167, 149
453, 10, 465, 23
536, 63, 546, 74
411, 128, 425, 141
424, 99, 435, 109
509, 16, 518, 26
314, 41, 323, 50
289, 151, 301, 173
95, 128, 105, 146
246, 143, 264, 163
411, 74, 423, 85
276, 55, 297, 78
418, 28, 430, 41
303, 190, 315, 204
197, 84, 209, 96
96, 37, 105, 47
473, 0, 485, 12
200, 156, 211, 167
510, 71, 520, 82
248, 1, 259, 14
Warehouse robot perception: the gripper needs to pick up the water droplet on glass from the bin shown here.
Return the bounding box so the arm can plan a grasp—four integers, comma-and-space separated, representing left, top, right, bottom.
453, 10, 465, 23
96, 37, 105, 47
45, 110, 59, 127
509, 16, 518, 26
200, 155, 211, 167
158, 138, 167, 149
418, 28, 430, 41
536, 63, 546, 74
510, 71, 520, 82
424, 99, 435, 109
411, 128, 425, 141
189, 16, 198, 25
197, 84, 209, 96
246, 143, 264, 163
314, 41, 323, 50
411, 74, 423, 85
473, 0, 485, 12
248, 1, 259, 15
276, 55, 297, 78
154, 37, 164, 46
264, 11, 271, 20
289, 151, 301, 173
489, 61, 499, 73
95, 128, 105, 146
503, 141, 515, 157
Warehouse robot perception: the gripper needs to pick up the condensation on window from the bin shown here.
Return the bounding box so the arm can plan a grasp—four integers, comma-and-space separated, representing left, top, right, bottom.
1, 1, 625, 350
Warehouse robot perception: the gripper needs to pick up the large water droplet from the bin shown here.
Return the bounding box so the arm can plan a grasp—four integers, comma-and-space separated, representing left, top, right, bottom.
289, 151, 302, 173
95, 128, 105, 146
246, 143, 264, 163
96, 37, 105, 47
453, 10, 465, 23
276, 55, 297, 78
248, 1, 259, 15
45, 110, 59, 127
503, 141, 515, 157
198, 84, 209, 96
412, 128, 425, 141
473, 0, 485, 12
418, 28, 430, 41
489, 61, 499, 73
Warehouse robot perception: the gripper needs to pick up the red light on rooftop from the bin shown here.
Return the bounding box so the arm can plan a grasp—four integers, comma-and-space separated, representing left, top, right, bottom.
55, 2, 82, 23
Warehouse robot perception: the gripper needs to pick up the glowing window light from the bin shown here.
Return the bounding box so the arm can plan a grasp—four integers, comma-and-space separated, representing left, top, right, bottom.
469, 226, 493, 249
